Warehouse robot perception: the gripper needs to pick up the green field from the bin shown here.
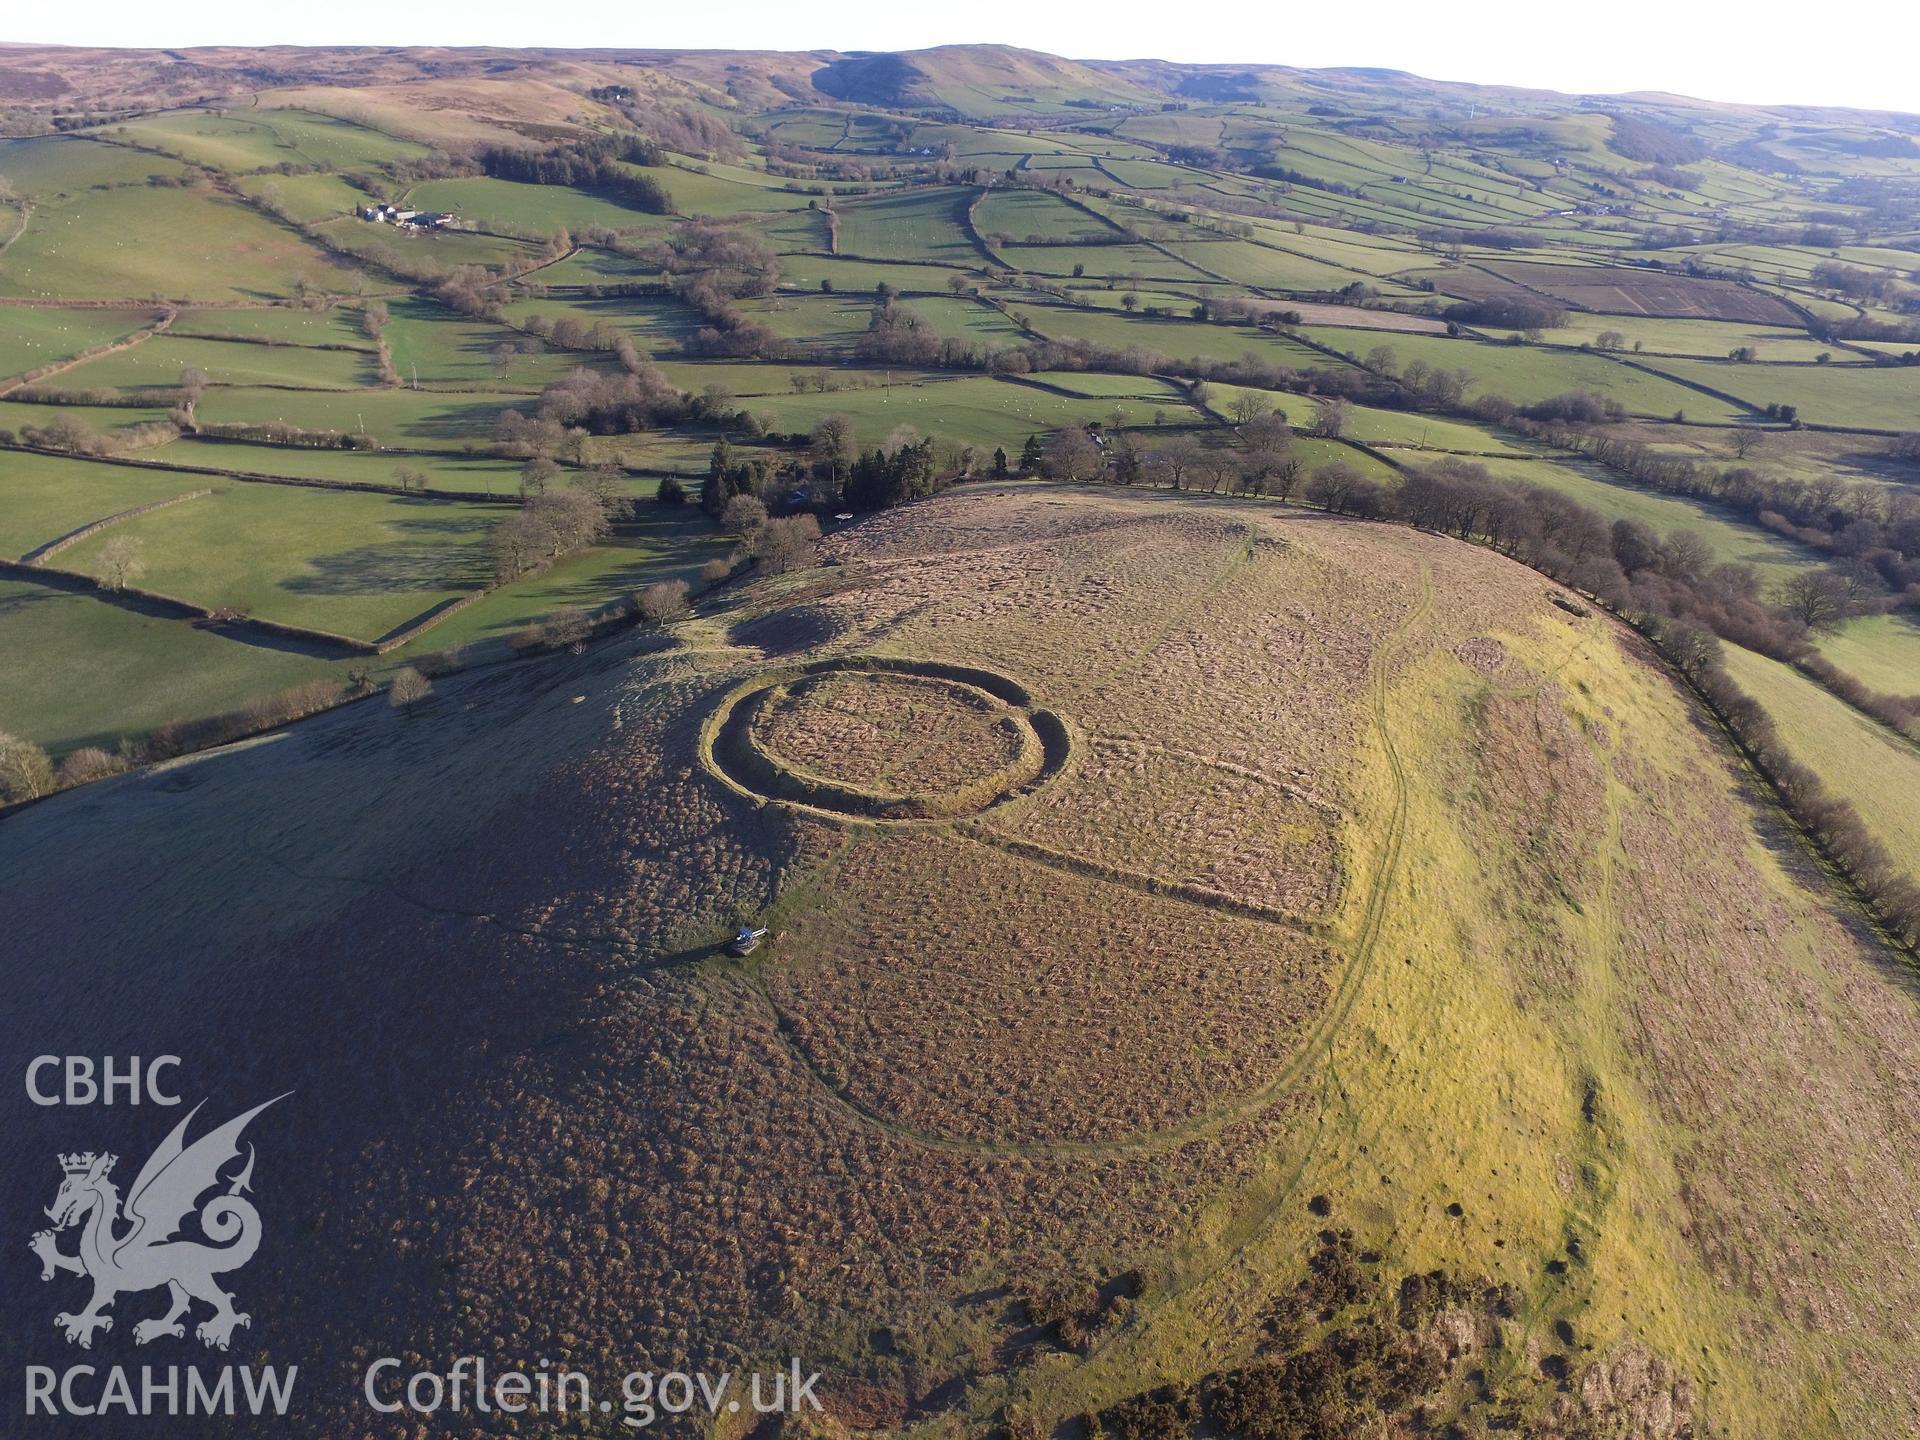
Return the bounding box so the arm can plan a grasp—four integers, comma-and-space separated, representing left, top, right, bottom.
650, 164, 823, 215
1723, 643, 1920, 877
523, 246, 663, 288
973, 188, 1110, 244
776, 254, 966, 292
896, 295, 1028, 346
0, 577, 337, 752
998, 240, 1212, 283
150, 438, 529, 493
382, 298, 579, 388
736, 292, 875, 350
1, 452, 214, 558
308, 217, 539, 279
1814, 613, 1920, 697
0, 184, 362, 301
1334, 404, 1541, 455
0, 134, 186, 193
1303, 328, 1751, 421
1026, 370, 1194, 402
193, 385, 519, 448
105, 110, 427, 171
55, 480, 501, 641
60, 334, 374, 391
406, 177, 674, 236
1536, 314, 1857, 363
1031, 305, 1346, 371
834, 188, 988, 264
1642, 356, 1920, 430
168, 306, 373, 346
0, 306, 160, 379
0, 396, 177, 440
500, 293, 704, 353
736, 373, 1199, 449
1160, 237, 1389, 292
237, 171, 373, 224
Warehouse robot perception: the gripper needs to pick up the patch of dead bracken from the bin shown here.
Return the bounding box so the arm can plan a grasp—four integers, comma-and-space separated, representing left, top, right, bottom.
1454, 635, 1509, 674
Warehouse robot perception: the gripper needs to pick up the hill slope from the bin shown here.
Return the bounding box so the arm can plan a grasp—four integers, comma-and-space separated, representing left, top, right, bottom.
4, 489, 1917, 1437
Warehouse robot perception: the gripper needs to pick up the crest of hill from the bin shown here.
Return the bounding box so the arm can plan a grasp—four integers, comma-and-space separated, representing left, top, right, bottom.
6, 42, 1917, 133
3, 489, 1919, 1437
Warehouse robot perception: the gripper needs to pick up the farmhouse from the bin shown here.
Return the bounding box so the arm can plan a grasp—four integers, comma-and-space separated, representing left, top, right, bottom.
360, 204, 457, 232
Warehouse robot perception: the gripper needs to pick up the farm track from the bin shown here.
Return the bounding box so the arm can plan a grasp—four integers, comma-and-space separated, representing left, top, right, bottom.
744, 557, 1436, 1160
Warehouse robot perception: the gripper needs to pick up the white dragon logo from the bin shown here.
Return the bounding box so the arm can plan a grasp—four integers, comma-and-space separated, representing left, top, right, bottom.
28, 1096, 286, 1351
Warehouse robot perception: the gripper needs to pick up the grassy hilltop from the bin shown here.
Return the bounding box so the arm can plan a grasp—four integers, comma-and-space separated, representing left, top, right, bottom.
3, 40, 1920, 1438
7, 488, 1920, 1436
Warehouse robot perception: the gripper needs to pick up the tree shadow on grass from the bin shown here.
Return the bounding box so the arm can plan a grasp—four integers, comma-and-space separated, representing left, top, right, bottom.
280, 513, 495, 596
398, 396, 518, 442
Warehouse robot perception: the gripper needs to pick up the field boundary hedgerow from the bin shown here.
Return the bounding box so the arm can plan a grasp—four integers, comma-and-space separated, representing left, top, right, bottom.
0, 440, 522, 504
0, 556, 382, 655
0, 307, 174, 397
19, 486, 215, 564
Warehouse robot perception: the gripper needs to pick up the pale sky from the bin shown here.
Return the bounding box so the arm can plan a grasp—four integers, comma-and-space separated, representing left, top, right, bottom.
12, 0, 1915, 115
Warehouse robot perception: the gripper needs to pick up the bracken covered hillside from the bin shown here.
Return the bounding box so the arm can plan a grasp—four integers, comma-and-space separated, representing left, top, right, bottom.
5, 488, 1918, 1437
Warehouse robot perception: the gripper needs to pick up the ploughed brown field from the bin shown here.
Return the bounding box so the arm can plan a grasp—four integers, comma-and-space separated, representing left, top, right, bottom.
5, 488, 1919, 1437
1451, 262, 1801, 324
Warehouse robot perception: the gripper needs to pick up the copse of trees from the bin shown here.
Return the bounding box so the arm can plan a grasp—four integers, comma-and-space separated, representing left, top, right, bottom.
854, 299, 951, 367
490, 476, 631, 585
1444, 296, 1567, 331
845, 436, 939, 510
1522, 390, 1626, 424
758, 515, 823, 573
494, 364, 698, 458
476, 135, 674, 214
640, 221, 790, 358
1607, 115, 1708, 166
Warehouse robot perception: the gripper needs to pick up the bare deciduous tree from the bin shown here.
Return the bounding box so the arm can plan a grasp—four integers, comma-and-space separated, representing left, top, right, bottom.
98, 536, 144, 592
0, 730, 55, 802
388, 667, 431, 708
752, 515, 823, 575
1043, 428, 1105, 482
721, 494, 769, 537
636, 580, 691, 625
1776, 569, 1849, 632
1228, 391, 1272, 426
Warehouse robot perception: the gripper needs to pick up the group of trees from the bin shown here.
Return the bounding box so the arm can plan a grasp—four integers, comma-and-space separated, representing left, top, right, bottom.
476, 135, 673, 215
643, 221, 788, 358
1531, 423, 1920, 603
1444, 296, 1567, 332
491, 459, 633, 584
845, 437, 940, 511
699, 437, 780, 519
493, 354, 794, 460
491, 488, 620, 584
